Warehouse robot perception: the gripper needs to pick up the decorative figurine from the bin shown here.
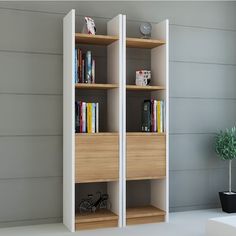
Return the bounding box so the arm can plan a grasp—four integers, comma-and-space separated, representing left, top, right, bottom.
79, 192, 111, 213
136, 70, 151, 86
82, 17, 96, 35
139, 22, 152, 39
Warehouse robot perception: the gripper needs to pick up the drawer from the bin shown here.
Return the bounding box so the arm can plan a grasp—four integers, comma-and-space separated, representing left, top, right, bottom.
75, 133, 119, 183
126, 134, 166, 180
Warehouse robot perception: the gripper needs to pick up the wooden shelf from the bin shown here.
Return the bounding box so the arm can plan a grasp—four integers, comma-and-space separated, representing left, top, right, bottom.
126, 85, 165, 91
126, 205, 165, 225
127, 132, 166, 136
75, 209, 118, 230
75, 83, 118, 90
75, 132, 118, 136
75, 33, 118, 45
126, 37, 165, 49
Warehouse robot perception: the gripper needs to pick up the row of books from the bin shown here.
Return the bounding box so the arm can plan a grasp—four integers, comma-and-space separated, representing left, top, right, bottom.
142, 100, 165, 133
75, 101, 99, 133
75, 49, 95, 84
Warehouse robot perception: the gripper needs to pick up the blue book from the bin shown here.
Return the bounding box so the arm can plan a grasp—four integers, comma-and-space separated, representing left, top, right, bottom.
75, 49, 78, 83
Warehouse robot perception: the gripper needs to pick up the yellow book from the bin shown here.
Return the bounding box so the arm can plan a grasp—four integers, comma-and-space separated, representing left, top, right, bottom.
87, 103, 92, 133
157, 101, 161, 133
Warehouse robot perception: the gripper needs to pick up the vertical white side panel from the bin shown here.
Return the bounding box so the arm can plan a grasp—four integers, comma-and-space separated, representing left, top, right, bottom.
107, 15, 123, 227
122, 14, 126, 228
150, 20, 169, 222
63, 10, 75, 232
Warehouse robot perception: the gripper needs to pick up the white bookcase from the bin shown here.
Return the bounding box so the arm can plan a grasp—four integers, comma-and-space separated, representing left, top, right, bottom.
63, 9, 169, 232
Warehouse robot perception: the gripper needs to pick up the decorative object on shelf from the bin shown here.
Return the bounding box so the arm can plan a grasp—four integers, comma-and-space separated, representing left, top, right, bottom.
215, 127, 236, 213
82, 17, 96, 35
139, 22, 152, 39
136, 70, 151, 86
79, 191, 111, 213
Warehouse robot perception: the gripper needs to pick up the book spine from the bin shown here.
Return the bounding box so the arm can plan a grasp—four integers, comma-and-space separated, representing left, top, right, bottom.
79, 49, 82, 83
92, 59, 95, 83
79, 101, 83, 133
153, 100, 157, 132
77, 49, 80, 83
75, 49, 78, 83
151, 99, 154, 132
87, 103, 92, 133
96, 103, 99, 133
86, 51, 92, 83
163, 100, 166, 132
92, 103, 96, 133
157, 101, 161, 133
141, 100, 151, 132
82, 59, 85, 83
82, 102, 86, 133
160, 100, 163, 133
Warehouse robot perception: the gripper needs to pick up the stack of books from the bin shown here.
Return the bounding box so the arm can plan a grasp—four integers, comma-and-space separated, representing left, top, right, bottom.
141, 99, 165, 133
75, 101, 99, 133
75, 49, 95, 84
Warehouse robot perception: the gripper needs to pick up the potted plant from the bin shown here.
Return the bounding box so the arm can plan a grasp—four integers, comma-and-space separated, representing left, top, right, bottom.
215, 127, 236, 213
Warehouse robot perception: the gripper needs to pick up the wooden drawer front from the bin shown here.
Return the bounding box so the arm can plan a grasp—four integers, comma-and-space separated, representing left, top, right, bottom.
75, 134, 119, 183
126, 135, 166, 180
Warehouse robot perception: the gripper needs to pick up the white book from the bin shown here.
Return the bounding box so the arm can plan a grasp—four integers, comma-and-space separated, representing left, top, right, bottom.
82, 102, 86, 133
91, 103, 96, 133
96, 103, 99, 133
153, 100, 157, 132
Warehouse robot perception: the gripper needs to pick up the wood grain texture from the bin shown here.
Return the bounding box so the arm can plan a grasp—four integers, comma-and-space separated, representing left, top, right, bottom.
75, 33, 118, 45
75, 134, 119, 183
126, 37, 165, 49
126, 85, 165, 91
75, 83, 118, 90
126, 205, 165, 225
126, 134, 166, 180
75, 209, 118, 230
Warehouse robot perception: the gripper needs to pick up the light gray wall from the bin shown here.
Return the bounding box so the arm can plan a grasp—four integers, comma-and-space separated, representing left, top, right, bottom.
0, 1, 236, 227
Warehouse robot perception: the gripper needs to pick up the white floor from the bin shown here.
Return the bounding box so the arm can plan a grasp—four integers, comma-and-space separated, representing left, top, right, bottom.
0, 209, 234, 236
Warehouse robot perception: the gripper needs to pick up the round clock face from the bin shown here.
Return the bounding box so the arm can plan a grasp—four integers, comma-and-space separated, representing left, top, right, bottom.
140, 22, 152, 36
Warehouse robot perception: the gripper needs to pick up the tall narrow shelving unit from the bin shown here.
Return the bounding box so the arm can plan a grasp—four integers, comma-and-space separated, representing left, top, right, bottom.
63, 10, 123, 232
63, 10, 168, 232
124, 19, 169, 226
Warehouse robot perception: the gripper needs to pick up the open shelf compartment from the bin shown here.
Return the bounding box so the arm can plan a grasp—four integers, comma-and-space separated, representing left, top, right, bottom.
75, 182, 119, 230
126, 180, 166, 225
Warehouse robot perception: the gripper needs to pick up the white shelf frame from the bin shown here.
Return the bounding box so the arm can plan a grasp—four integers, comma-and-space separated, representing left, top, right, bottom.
63, 10, 169, 231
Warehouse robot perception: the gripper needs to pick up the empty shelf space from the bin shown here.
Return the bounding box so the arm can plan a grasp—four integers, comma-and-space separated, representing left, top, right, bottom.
126, 205, 165, 225
126, 37, 165, 49
126, 85, 165, 91
75, 33, 118, 45
75, 83, 118, 90
75, 132, 118, 136
75, 209, 118, 230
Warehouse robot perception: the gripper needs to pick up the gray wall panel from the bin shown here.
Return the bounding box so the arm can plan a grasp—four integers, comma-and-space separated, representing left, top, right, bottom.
1, 2, 236, 30
170, 98, 236, 134
170, 134, 236, 171
170, 168, 236, 210
170, 25, 236, 64
0, 177, 62, 222
0, 136, 62, 179
0, 94, 62, 135
0, 8, 62, 53
0, 52, 62, 94
170, 62, 236, 99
